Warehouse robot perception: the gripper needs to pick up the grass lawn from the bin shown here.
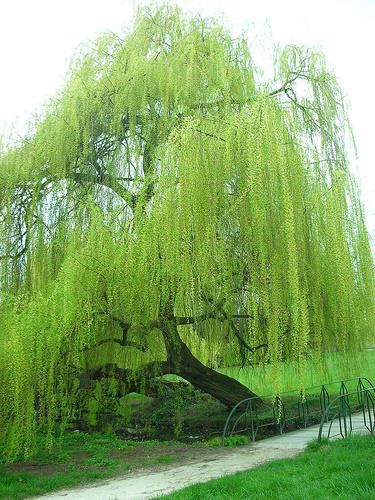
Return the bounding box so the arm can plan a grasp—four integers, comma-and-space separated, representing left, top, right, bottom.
162, 434, 375, 500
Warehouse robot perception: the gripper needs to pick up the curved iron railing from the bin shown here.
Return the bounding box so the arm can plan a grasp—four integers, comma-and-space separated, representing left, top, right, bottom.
318, 384, 375, 440
222, 376, 374, 445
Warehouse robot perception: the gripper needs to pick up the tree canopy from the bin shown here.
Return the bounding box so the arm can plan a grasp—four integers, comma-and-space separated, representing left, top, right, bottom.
0, 4, 373, 461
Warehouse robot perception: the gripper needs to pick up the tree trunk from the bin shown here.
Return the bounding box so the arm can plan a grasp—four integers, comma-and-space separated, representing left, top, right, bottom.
161, 318, 261, 408
175, 342, 260, 407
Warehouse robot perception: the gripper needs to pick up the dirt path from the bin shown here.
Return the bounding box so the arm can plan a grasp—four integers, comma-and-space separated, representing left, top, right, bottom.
35, 413, 367, 500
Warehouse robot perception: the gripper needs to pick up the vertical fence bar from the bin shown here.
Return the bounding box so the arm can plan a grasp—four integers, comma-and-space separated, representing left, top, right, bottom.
363, 389, 375, 433
320, 385, 330, 422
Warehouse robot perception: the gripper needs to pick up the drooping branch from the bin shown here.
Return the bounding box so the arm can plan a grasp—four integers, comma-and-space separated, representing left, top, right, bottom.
227, 317, 268, 355
268, 49, 310, 98
268, 71, 303, 97
73, 172, 136, 209
0, 235, 29, 261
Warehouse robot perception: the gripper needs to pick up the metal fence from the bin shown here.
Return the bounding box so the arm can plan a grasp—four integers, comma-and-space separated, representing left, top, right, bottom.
222, 377, 374, 445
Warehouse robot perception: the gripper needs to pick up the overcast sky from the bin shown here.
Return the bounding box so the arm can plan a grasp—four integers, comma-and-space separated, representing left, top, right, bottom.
0, 0, 374, 242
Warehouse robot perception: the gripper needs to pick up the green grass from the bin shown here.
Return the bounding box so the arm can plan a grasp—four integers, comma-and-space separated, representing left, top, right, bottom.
161, 434, 375, 500
0, 467, 112, 500
221, 350, 375, 395
0, 432, 182, 499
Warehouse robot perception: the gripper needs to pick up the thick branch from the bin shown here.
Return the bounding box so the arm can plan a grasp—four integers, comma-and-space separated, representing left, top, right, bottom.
84, 313, 149, 353
0, 242, 28, 261
160, 318, 262, 407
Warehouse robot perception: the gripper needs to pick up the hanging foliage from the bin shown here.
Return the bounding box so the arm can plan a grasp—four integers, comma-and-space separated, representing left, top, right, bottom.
0, 4, 373, 461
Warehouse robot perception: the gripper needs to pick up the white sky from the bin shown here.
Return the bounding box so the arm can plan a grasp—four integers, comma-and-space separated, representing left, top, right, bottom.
0, 0, 374, 243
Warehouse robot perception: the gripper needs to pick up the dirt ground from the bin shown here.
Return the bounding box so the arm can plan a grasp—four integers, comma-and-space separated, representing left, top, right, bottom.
6, 441, 235, 478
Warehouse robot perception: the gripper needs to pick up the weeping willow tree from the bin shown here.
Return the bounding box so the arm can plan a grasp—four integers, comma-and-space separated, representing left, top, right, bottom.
0, 4, 373, 460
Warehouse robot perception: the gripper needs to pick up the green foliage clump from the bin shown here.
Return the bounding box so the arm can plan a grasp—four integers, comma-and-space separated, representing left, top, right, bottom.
150, 385, 196, 437
208, 435, 249, 447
